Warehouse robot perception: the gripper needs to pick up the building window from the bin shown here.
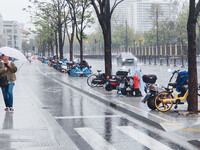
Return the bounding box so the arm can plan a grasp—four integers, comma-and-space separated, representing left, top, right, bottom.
8, 41, 12, 45
14, 30, 17, 34
7, 29, 12, 33
8, 35, 12, 40
14, 35, 18, 40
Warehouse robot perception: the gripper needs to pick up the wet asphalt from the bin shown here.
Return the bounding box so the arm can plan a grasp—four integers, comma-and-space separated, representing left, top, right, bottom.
17, 60, 195, 150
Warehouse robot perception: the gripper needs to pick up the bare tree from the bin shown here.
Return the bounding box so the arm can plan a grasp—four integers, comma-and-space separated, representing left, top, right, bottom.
66, 0, 79, 61
74, 0, 93, 68
91, 0, 124, 76
52, 0, 69, 59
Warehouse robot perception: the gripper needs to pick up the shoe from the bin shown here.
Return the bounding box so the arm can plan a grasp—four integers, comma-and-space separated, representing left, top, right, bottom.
9, 107, 14, 112
4, 107, 9, 111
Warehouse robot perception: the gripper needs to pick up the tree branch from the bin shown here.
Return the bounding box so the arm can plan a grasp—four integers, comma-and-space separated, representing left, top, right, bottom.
110, 0, 124, 17
195, 1, 200, 21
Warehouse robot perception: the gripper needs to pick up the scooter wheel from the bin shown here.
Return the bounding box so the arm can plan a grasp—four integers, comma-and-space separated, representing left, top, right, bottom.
105, 84, 113, 91
147, 97, 156, 110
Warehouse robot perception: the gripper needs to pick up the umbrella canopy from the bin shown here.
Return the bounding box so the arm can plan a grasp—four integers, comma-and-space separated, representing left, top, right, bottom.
0, 47, 27, 61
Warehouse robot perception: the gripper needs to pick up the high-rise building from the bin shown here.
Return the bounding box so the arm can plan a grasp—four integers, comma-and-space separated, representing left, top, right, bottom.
111, 0, 177, 32
111, 0, 132, 26
3, 21, 22, 49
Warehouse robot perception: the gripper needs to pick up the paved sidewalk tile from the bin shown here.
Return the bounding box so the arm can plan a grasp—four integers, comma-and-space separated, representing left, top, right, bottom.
0, 78, 60, 149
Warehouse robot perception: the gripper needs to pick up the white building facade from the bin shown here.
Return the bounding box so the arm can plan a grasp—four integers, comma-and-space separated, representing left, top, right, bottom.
111, 0, 177, 32
0, 14, 3, 47
2, 21, 22, 50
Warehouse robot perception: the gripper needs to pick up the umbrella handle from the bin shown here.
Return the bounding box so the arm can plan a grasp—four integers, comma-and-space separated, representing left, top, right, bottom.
17, 63, 25, 72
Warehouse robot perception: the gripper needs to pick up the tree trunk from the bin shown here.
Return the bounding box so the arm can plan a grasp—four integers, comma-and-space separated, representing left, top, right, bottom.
104, 0, 112, 77
48, 45, 50, 57
58, 25, 63, 59
55, 31, 58, 59
70, 26, 75, 61
103, 31, 112, 77
51, 43, 54, 56
197, 23, 200, 55
80, 39, 83, 69
42, 43, 45, 57
187, 0, 198, 114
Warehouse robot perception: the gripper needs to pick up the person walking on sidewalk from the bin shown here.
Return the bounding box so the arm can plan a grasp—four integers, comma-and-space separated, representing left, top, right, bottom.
0, 54, 17, 112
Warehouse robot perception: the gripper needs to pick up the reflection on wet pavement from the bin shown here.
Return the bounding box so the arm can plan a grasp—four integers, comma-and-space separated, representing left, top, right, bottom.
18, 61, 189, 150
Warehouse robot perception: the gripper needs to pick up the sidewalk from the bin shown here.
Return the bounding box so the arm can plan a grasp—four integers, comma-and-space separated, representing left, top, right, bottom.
36, 61, 200, 148
0, 68, 78, 149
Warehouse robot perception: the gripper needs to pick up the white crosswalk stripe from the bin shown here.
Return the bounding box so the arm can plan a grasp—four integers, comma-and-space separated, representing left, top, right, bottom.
75, 127, 117, 150
116, 126, 173, 150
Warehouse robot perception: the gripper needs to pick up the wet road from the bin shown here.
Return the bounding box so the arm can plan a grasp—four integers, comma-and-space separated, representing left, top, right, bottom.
18, 60, 192, 150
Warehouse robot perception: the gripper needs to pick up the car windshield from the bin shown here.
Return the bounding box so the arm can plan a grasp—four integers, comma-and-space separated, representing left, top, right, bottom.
124, 59, 134, 65
126, 59, 134, 63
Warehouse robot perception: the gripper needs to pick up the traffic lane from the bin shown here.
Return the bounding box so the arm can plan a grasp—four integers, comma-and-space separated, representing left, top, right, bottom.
21, 63, 186, 150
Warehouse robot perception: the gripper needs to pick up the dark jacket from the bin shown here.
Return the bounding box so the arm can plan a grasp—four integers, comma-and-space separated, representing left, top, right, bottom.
0, 61, 17, 83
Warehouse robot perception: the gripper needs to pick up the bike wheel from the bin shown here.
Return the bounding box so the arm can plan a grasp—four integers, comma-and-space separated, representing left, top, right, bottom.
155, 92, 173, 112
87, 75, 98, 87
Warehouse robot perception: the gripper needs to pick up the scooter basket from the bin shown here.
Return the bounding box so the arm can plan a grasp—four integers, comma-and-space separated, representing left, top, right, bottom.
142, 75, 157, 84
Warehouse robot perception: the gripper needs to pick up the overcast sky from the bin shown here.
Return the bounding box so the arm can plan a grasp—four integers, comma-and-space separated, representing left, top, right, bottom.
0, 0, 32, 29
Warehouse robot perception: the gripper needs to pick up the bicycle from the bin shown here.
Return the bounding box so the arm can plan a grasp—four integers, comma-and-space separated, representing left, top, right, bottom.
87, 70, 107, 87
154, 70, 200, 112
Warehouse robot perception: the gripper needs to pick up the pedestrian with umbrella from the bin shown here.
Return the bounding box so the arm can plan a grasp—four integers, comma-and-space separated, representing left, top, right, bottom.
0, 54, 17, 112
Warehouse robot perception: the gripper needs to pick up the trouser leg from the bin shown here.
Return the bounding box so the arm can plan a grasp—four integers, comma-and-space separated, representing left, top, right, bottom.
1, 86, 9, 107
7, 83, 14, 107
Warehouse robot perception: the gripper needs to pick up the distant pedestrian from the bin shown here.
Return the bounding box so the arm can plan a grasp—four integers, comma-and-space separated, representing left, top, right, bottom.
28, 56, 32, 63
133, 73, 142, 97
0, 54, 17, 112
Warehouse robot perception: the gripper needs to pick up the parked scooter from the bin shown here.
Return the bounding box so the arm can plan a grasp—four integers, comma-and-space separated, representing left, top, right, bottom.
117, 76, 134, 96
104, 76, 119, 91
104, 69, 129, 92
141, 75, 159, 110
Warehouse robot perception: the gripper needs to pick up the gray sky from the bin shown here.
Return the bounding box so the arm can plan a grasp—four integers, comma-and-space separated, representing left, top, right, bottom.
0, 0, 32, 29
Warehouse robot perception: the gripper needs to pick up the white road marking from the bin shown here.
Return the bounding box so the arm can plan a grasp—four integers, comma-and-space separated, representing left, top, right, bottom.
116, 126, 173, 150
75, 127, 117, 150
55, 115, 121, 119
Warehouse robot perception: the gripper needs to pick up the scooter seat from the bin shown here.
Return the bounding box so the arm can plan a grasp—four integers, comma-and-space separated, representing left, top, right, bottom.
97, 70, 102, 73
